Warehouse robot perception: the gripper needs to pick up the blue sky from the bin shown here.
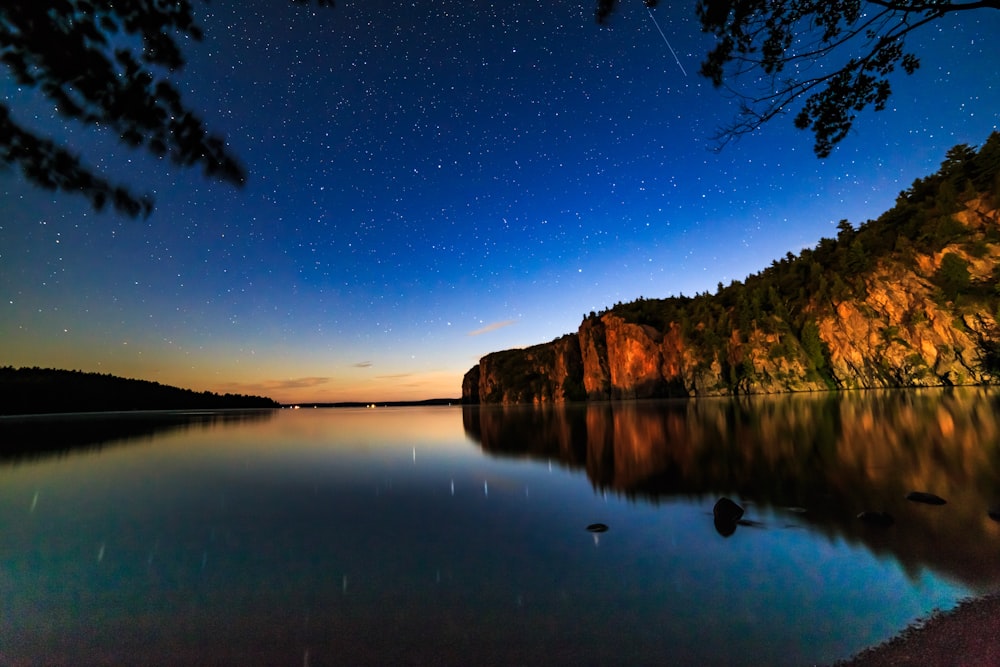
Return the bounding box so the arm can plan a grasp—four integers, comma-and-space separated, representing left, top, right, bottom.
2, 1, 999, 402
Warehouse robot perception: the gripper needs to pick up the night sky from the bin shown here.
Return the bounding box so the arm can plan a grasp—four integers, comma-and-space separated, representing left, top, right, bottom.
3, 1, 999, 403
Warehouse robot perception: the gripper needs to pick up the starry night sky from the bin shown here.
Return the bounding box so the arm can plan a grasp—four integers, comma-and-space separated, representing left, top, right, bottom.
2, 1, 999, 403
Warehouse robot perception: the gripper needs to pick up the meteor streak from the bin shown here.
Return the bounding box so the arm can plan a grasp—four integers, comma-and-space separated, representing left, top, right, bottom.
646, 7, 687, 76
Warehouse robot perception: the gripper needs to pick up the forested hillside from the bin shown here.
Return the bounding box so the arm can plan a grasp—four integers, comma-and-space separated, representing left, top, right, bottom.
0, 367, 279, 415
465, 132, 1000, 403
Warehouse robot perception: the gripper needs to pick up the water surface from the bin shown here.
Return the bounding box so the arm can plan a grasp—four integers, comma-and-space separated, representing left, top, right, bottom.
3, 389, 999, 665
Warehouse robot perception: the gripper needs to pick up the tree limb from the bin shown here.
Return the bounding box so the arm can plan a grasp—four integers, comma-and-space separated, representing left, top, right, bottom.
694, 0, 998, 156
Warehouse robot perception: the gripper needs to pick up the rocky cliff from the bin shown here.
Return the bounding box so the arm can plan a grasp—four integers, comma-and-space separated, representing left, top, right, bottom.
471, 334, 584, 405
463, 138, 1000, 404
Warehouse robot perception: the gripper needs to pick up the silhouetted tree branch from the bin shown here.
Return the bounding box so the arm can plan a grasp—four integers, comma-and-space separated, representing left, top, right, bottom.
0, 0, 333, 217
597, 0, 998, 157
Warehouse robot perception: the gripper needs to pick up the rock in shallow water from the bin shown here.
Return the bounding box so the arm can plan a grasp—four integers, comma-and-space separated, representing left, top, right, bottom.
713, 497, 745, 537
713, 497, 744, 523
906, 491, 947, 505
857, 510, 895, 526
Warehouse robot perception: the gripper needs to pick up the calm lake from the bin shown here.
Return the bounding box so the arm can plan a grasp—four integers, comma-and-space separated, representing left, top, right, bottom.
3, 388, 1000, 665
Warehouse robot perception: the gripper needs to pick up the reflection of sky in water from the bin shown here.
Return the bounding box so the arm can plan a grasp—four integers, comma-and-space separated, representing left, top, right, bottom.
0, 406, 977, 665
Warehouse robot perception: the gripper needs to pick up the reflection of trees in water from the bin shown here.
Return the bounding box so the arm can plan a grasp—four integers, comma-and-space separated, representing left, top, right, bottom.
0, 410, 276, 462
463, 389, 1000, 589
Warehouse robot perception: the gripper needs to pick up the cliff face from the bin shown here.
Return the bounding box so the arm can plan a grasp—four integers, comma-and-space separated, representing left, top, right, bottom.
469, 334, 584, 405
816, 263, 993, 388
464, 194, 1000, 404
461, 365, 480, 404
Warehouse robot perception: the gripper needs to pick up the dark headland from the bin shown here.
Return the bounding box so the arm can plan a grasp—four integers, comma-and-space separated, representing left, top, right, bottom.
0, 366, 279, 416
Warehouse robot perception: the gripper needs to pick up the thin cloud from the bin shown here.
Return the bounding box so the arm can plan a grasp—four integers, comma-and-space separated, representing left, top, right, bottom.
467, 319, 517, 336
375, 373, 414, 380
261, 377, 330, 390
353, 361, 373, 368
216, 376, 330, 396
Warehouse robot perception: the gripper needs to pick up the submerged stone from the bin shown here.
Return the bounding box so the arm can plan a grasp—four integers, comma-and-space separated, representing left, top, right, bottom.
857, 510, 895, 526
906, 491, 947, 505
713, 497, 744, 524
714, 519, 738, 537
713, 497, 745, 537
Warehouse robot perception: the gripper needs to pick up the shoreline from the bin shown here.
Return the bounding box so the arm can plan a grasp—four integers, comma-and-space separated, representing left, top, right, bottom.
837, 591, 1000, 666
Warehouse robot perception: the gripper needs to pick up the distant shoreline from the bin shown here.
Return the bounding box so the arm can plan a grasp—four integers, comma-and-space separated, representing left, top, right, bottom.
285, 398, 462, 409
0, 400, 466, 418
0, 407, 277, 421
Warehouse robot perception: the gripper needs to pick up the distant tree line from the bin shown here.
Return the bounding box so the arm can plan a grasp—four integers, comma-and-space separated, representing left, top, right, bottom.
0, 367, 279, 415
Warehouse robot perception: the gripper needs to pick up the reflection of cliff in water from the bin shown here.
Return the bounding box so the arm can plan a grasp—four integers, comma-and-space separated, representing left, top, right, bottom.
463, 388, 1000, 590
0, 410, 276, 462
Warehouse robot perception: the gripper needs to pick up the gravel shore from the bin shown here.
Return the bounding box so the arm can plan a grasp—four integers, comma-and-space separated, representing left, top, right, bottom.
837, 592, 1000, 666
